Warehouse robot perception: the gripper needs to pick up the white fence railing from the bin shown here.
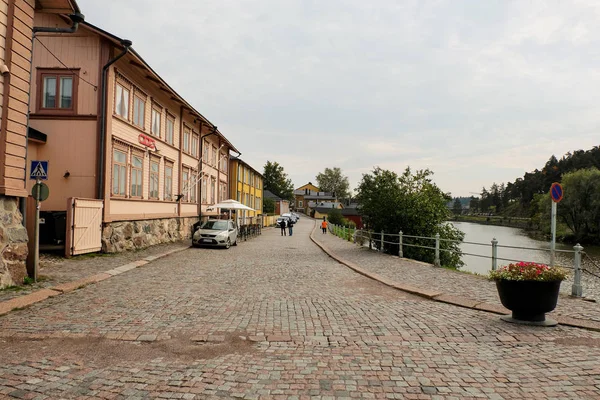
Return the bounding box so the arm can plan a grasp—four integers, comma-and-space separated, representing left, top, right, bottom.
327, 224, 586, 297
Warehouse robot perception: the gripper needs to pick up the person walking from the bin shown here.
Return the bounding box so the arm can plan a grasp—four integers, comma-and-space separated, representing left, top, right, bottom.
288, 218, 294, 236
280, 218, 287, 236
321, 218, 328, 234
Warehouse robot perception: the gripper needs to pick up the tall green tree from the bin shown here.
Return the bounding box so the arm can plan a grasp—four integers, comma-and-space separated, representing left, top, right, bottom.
263, 161, 294, 201
315, 167, 351, 199
452, 198, 463, 215
356, 167, 464, 269
559, 168, 600, 242
263, 198, 275, 214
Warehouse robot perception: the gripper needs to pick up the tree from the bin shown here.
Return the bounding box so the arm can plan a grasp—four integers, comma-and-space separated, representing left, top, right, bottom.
469, 196, 480, 213
559, 168, 600, 242
263, 161, 294, 201
356, 167, 464, 268
263, 198, 275, 214
452, 198, 463, 215
327, 208, 345, 225
315, 167, 351, 200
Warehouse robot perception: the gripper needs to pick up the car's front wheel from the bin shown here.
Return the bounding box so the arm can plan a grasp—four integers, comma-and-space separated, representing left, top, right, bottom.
225, 238, 231, 249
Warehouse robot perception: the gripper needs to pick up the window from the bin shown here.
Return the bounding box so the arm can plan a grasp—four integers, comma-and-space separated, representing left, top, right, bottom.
212, 146, 217, 166
238, 165, 242, 182
115, 83, 130, 119
299, 200, 303, 208
182, 170, 189, 202
237, 191, 241, 201
112, 149, 127, 196
190, 170, 197, 202
203, 140, 209, 162
220, 153, 228, 173
165, 163, 173, 200
150, 159, 159, 199
39, 71, 77, 112
201, 176, 208, 203
166, 116, 175, 145
211, 178, 216, 204
133, 96, 145, 128
191, 134, 199, 157
256, 197, 261, 210
130, 154, 143, 197
220, 181, 227, 201
183, 128, 190, 153
151, 108, 161, 137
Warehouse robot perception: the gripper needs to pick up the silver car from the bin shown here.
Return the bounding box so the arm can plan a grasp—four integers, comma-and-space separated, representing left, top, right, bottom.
193, 219, 238, 249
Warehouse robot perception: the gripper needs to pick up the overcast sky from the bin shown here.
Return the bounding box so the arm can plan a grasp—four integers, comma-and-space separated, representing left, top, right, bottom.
78, 0, 600, 197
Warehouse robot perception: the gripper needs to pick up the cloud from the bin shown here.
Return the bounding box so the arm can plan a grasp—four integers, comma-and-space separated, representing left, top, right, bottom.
77, 0, 600, 197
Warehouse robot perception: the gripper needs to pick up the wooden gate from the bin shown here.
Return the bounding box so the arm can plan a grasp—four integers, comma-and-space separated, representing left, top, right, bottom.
65, 198, 104, 257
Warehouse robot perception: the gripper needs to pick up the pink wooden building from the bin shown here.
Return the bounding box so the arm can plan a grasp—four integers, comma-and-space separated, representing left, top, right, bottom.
0, 0, 81, 286
27, 18, 239, 254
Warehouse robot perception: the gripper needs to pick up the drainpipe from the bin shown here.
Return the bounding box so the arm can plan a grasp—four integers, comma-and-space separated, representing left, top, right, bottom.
198, 125, 217, 220
97, 39, 132, 199
21, 13, 86, 227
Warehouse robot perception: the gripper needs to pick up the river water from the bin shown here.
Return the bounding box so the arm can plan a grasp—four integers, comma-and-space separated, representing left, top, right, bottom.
452, 221, 600, 275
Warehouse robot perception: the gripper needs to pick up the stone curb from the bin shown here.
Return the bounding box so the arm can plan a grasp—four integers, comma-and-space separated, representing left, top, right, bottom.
0, 245, 190, 317
309, 221, 600, 332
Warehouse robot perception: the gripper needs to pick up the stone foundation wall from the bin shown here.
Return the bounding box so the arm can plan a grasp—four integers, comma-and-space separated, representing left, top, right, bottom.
102, 217, 198, 253
0, 196, 28, 288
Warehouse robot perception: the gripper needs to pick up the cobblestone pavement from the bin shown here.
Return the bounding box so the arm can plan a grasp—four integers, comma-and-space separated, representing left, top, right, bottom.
1, 218, 600, 399
0, 242, 190, 303
313, 223, 600, 325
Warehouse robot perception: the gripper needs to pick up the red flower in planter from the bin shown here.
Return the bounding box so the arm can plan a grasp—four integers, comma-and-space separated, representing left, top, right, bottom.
489, 261, 567, 282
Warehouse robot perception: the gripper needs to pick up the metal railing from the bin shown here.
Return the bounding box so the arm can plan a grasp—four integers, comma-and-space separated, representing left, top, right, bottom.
327, 224, 588, 297
238, 223, 261, 241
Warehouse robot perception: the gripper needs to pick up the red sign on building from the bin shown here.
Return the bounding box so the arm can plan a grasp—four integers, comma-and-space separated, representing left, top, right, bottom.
138, 133, 156, 150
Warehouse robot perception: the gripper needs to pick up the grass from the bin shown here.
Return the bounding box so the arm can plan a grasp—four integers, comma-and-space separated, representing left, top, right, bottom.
0, 285, 25, 293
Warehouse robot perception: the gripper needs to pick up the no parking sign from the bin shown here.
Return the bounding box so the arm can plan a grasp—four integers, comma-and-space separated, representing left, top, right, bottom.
550, 182, 563, 203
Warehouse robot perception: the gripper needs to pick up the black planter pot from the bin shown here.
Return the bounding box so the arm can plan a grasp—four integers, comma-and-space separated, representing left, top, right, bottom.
496, 279, 562, 326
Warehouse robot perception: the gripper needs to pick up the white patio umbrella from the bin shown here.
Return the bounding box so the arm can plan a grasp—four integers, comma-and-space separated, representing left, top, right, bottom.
208, 199, 255, 221
211, 199, 255, 211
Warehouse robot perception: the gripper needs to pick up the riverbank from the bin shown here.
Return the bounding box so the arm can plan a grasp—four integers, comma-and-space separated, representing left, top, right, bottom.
451, 215, 539, 230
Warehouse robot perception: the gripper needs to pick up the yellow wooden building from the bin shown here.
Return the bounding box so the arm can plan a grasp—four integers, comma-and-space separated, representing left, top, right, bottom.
293, 182, 320, 213
229, 157, 263, 221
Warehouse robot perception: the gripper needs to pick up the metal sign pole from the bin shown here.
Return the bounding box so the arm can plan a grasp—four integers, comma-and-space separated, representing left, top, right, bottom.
33, 178, 41, 282
550, 200, 557, 267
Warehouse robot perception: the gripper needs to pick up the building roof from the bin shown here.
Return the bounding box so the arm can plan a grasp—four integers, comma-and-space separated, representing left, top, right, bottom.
314, 207, 341, 214
341, 208, 361, 216
80, 21, 239, 154
37, 0, 80, 13
309, 201, 343, 209
304, 194, 336, 200
230, 157, 263, 177
263, 190, 282, 201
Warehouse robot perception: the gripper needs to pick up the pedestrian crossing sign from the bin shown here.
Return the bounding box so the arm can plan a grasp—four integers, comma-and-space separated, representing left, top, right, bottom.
30, 161, 48, 180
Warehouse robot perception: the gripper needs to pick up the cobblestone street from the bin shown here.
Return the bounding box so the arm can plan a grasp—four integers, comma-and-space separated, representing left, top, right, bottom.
1, 218, 600, 399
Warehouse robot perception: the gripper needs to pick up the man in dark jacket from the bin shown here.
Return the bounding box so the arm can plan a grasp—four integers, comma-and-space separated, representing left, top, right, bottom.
288, 218, 294, 236
280, 218, 287, 236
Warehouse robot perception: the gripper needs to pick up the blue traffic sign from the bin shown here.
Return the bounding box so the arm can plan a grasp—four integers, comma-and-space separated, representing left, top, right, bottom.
30, 161, 48, 180
550, 182, 563, 203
